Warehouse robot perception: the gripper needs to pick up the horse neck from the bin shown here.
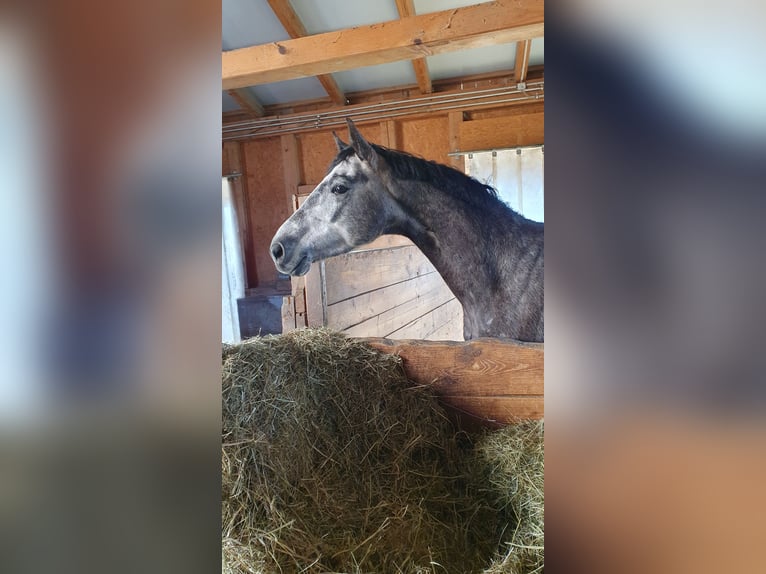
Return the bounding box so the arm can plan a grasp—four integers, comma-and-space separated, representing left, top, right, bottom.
386, 179, 512, 311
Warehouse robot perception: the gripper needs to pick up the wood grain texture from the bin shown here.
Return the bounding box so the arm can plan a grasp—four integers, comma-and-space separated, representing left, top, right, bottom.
323, 245, 435, 305
514, 39, 531, 83
362, 337, 544, 422
459, 111, 544, 151
223, 0, 543, 88
394, 0, 433, 94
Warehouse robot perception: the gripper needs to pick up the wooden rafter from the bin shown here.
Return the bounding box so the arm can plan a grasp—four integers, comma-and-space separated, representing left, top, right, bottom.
394, 0, 432, 94
266, 0, 347, 105
223, 0, 543, 89
514, 39, 532, 84
226, 88, 265, 117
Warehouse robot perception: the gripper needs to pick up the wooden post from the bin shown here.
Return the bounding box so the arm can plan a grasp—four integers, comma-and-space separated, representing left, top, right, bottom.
448, 111, 464, 171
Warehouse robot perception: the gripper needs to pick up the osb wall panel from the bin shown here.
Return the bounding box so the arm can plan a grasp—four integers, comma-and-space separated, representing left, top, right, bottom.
399, 117, 450, 164
241, 136, 287, 287
299, 123, 383, 185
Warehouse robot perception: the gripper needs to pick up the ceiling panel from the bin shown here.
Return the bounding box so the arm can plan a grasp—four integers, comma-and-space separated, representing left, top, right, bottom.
333, 60, 417, 94
222, 0, 289, 50
251, 77, 329, 106
222, 91, 240, 113
427, 43, 515, 81
530, 38, 544, 67
290, 0, 400, 33
414, 0, 493, 13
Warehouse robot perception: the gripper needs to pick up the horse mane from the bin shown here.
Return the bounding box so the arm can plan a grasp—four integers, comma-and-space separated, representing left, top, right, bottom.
331, 144, 509, 214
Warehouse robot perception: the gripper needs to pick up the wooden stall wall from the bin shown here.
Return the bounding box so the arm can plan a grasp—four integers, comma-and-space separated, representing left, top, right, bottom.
230, 104, 543, 340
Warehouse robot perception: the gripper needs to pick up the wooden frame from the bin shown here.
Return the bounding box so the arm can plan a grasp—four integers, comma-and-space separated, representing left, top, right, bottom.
223, 0, 543, 89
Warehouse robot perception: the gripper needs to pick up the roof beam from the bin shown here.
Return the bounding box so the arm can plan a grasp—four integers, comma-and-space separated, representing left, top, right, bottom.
514, 39, 531, 84
266, 0, 347, 105
223, 0, 543, 90
226, 89, 265, 116
394, 0, 432, 94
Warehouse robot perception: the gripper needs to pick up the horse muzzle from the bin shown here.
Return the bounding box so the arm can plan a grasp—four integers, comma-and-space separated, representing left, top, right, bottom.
270, 239, 312, 276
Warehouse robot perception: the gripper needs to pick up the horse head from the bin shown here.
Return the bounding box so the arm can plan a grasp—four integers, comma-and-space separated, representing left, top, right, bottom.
270, 119, 398, 276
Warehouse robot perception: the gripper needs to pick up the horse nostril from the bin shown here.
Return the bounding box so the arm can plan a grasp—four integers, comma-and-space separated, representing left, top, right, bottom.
271, 242, 284, 261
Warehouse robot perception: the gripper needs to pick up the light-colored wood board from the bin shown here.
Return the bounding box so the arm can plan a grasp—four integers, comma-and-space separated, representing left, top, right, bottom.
351, 234, 413, 253
400, 116, 450, 166
447, 111, 464, 170
363, 337, 543, 396
304, 262, 324, 327
326, 271, 443, 331
223, 0, 544, 88
323, 245, 435, 305
514, 39, 531, 83
440, 395, 544, 423
342, 280, 456, 338
281, 295, 296, 333
459, 111, 544, 151
421, 298, 464, 341
388, 297, 461, 340
394, 0, 433, 94
280, 134, 301, 216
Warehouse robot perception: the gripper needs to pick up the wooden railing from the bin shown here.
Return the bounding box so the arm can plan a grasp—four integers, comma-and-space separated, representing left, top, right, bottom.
361, 337, 543, 427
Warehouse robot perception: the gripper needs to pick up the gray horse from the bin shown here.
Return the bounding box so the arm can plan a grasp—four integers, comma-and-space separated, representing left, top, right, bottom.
270, 119, 543, 342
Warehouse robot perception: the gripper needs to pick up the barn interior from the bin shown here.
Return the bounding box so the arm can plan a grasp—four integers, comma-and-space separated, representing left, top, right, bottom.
221, 0, 544, 344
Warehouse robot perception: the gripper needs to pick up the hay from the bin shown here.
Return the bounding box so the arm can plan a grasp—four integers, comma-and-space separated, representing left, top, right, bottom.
222, 329, 544, 574
477, 421, 544, 574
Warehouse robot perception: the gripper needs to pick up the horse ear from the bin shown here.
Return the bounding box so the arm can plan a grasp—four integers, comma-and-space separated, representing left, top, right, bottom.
346, 118, 377, 167
332, 131, 349, 152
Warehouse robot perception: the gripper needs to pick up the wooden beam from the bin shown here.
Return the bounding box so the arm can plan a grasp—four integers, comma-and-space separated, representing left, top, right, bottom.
363, 337, 544, 424
394, 0, 433, 94
514, 39, 531, 84
223, 0, 544, 89
266, 0, 347, 105
226, 88, 264, 117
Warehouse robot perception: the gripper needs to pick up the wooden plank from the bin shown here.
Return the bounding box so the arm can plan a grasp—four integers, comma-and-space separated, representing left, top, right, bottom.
304, 262, 324, 327
280, 134, 301, 218
448, 111, 464, 170
342, 279, 455, 338
514, 39, 531, 84
223, 0, 544, 89
352, 234, 412, 253
382, 120, 399, 149
281, 295, 296, 333
388, 297, 461, 340
265, 0, 346, 105
394, 0, 433, 94
441, 395, 543, 423
323, 245, 435, 305
363, 337, 543, 396
326, 271, 443, 331
459, 111, 544, 151
226, 88, 265, 117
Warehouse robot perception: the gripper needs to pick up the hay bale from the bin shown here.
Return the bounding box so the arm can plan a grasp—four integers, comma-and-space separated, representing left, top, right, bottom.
477, 421, 544, 574
222, 329, 499, 573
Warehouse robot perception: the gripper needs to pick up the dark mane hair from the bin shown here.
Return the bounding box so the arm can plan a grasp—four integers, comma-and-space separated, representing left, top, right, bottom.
331, 144, 510, 214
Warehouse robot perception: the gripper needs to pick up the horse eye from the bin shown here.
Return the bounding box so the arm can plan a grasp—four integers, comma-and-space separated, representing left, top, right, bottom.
331, 183, 349, 195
